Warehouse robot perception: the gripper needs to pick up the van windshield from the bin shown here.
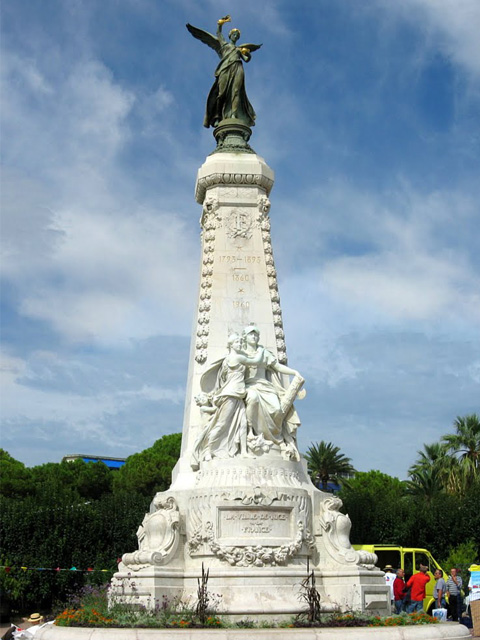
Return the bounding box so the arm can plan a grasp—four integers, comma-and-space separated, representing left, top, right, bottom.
375, 550, 401, 571
415, 551, 431, 572
404, 552, 413, 581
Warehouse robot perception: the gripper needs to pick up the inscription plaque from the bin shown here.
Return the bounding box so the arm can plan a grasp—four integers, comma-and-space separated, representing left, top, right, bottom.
218, 507, 292, 544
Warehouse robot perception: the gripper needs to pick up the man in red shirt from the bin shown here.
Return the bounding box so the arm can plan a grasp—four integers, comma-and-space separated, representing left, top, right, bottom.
393, 568, 407, 613
406, 564, 431, 613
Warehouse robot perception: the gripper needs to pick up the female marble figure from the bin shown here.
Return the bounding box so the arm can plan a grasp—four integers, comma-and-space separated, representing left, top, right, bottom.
191, 334, 264, 469
242, 324, 302, 458
186, 16, 261, 128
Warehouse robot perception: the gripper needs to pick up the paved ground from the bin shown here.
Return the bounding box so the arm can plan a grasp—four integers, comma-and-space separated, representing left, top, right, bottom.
1, 618, 478, 638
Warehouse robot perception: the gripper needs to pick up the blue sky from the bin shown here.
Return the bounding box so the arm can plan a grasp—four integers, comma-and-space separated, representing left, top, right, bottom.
1, 0, 479, 479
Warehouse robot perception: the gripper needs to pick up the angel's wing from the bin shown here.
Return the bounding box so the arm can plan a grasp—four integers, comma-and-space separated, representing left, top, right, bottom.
238, 43, 262, 53
186, 23, 221, 54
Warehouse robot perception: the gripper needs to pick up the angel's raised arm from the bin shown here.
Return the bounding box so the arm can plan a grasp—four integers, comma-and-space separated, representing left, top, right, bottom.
216, 15, 231, 43
186, 23, 221, 54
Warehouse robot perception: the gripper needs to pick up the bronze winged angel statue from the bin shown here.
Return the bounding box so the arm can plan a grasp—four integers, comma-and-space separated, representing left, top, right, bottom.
186, 15, 262, 128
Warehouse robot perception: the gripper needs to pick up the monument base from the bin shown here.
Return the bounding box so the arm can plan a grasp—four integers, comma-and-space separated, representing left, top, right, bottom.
110, 455, 390, 619
111, 564, 388, 620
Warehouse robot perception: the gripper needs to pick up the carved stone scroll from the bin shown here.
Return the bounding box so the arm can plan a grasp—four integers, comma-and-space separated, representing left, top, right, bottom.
122, 496, 180, 570
319, 496, 377, 569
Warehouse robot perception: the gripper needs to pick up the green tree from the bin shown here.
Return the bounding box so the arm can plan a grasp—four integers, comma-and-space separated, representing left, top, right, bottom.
27, 459, 112, 501
441, 414, 480, 489
113, 433, 182, 496
405, 442, 453, 501
304, 441, 355, 491
409, 442, 446, 474
457, 476, 480, 552
404, 491, 460, 560
75, 460, 113, 500
338, 470, 411, 544
441, 540, 478, 578
405, 466, 444, 502
405, 422, 480, 558
0, 450, 32, 498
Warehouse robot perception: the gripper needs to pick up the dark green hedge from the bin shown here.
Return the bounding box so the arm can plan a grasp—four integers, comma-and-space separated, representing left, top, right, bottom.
0, 434, 182, 611
0, 490, 150, 610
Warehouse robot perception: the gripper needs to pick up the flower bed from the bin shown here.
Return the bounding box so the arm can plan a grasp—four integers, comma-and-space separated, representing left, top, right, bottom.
53, 583, 439, 630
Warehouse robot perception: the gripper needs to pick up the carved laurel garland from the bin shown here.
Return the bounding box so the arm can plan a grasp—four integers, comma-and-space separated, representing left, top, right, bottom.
195, 197, 220, 364
204, 519, 314, 567
256, 196, 287, 363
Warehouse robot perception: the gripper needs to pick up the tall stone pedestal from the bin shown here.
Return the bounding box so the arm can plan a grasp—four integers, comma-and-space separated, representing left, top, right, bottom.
111, 149, 390, 619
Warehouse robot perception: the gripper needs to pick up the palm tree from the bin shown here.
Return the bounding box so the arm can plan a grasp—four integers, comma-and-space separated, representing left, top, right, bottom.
408, 440, 465, 495
409, 442, 446, 474
405, 465, 445, 502
305, 441, 355, 491
409, 441, 451, 490
441, 413, 480, 486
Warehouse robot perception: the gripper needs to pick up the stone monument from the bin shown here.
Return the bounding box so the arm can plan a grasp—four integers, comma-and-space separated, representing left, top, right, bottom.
111, 16, 390, 619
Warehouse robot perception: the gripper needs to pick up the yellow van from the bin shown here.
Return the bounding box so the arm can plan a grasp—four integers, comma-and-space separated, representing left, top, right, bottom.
353, 545, 448, 614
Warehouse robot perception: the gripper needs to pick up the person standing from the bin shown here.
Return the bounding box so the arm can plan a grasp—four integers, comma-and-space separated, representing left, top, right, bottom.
446, 567, 463, 622
393, 568, 407, 614
406, 564, 431, 613
433, 569, 447, 610
383, 565, 396, 607
468, 564, 480, 637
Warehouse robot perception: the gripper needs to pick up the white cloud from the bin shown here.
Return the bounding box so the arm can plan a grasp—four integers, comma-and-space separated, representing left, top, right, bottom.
278, 179, 480, 332
1, 52, 135, 177
10, 207, 197, 344
136, 85, 176, 140
1, 345, 186, 461
0, 169, 61, 277
322, 251, 476, 322
380, 0, 480, 77
294, 330, 480, 478
1, 42, 198, 345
